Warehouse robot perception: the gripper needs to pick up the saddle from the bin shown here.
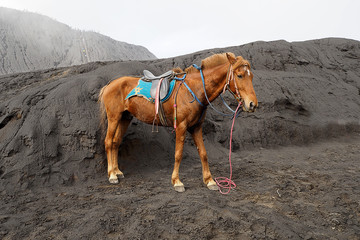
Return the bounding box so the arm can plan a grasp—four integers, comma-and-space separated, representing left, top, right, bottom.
140, 70, 176, 128
141, 70, 175, 100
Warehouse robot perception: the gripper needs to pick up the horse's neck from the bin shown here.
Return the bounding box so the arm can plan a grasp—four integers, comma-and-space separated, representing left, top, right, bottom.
191, 64, 228, 104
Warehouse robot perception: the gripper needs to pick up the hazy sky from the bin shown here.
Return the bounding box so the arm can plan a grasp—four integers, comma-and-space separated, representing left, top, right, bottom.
1, 0, 359, 58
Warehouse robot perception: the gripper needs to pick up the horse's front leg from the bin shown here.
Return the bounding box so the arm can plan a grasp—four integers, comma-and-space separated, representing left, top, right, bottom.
171, 124, 187, 192
190, 124, 218, 191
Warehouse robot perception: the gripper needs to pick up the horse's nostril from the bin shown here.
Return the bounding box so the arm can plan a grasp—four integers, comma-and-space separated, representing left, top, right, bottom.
249, 102, 255, 110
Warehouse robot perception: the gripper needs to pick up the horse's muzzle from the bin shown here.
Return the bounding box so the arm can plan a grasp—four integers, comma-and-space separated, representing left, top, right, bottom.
243, 101, 257, 112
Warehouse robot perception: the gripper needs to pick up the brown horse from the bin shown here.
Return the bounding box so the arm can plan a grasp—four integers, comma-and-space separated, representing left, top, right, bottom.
98, 52, 258, 192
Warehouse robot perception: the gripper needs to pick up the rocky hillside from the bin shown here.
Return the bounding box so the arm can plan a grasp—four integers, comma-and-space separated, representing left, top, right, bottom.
0, 37, 359, 192
0, 38, 360, 239
0, 7, 156, 75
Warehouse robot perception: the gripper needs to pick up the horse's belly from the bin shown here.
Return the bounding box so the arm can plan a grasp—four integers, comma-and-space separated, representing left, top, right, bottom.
126, 98, 173, 126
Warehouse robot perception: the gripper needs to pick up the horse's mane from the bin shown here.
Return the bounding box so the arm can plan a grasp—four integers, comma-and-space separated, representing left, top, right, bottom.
184, 52, 250, 74
184, 53, 230, 73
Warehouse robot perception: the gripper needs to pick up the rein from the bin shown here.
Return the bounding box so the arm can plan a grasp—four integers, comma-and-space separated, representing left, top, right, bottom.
215, 102, 242, 194
192, 64, 241, 117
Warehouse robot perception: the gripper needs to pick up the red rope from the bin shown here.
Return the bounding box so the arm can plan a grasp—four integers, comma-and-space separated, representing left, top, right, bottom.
215, 102, 242, 194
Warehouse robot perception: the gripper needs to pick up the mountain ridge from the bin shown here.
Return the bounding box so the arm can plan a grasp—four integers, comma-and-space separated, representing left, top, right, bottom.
0, 7, 156, 75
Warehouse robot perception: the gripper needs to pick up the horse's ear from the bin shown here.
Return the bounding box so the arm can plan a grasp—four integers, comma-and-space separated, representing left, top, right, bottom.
226, 52, 236, 65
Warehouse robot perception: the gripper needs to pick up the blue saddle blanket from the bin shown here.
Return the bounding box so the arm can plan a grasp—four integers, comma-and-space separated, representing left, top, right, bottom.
125, 79, 176, 103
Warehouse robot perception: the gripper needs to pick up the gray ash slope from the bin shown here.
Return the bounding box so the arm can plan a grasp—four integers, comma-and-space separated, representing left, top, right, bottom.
0, 38, 359, 192
1, 38, 360, 240
0, 7, 156, 75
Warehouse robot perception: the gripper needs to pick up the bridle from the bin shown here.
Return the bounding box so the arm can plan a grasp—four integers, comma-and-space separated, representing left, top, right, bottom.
222, 64, 246, 104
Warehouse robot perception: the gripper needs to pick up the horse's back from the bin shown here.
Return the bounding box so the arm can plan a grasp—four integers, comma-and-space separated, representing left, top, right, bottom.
102, 76, 138, 99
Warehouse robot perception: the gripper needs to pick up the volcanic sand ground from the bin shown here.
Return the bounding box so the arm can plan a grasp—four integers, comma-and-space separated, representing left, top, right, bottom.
1, 133, 359, 240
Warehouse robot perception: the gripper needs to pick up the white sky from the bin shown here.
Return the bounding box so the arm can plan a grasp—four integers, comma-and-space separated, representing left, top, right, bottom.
1, 0, 359, 58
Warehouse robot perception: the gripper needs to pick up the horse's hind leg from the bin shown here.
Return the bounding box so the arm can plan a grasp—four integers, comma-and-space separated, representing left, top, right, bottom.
112, 117, 132, 180
105, 114, 132, 184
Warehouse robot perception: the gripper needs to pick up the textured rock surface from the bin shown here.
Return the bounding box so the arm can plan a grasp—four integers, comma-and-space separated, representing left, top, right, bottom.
0, 7, 156, 75
0, 38, 359, 239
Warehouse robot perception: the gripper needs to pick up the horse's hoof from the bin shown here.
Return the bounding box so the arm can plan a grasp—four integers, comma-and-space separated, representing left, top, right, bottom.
117, 173, 124, 179
174, 183, 185, 193
109, 178, 119, 184
207, 182, 219, 191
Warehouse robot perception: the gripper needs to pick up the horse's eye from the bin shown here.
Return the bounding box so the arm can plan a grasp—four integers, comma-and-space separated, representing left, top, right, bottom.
237, 74, 242, 78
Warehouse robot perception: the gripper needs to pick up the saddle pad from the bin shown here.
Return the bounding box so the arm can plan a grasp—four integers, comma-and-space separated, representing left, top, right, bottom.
125, 79, 176, 103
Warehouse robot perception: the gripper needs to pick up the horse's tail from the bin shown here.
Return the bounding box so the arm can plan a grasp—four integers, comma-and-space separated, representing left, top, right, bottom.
98, 85, 107, 134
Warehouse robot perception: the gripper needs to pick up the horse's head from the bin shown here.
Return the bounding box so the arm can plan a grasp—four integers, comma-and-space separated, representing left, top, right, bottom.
226, 53, 258, 112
